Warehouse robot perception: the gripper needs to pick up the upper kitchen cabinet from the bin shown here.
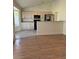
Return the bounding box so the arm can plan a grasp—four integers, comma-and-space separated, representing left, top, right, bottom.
22, 11, 34, 21
52, 0, 66, 21
22, 11, 53, 22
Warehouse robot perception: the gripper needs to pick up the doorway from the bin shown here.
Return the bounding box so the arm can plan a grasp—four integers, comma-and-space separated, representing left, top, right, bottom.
13, 6, 21, 32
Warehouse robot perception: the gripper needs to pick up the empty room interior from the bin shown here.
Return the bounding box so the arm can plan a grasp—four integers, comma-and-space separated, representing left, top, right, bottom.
13, 0, 66, 59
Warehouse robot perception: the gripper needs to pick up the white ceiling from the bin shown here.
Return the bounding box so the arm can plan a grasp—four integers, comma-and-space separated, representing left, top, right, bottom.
15, 0, 54, 8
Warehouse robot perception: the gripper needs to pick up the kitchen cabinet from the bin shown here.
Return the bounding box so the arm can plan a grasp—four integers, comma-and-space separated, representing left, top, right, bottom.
22, 11, 34, 21
22, 11, 53, 21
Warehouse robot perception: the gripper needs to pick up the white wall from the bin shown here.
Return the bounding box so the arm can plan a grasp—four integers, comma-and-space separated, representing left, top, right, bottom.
13, 0, 21, 9
52, 0, 66, 34
52, 0, 66, 21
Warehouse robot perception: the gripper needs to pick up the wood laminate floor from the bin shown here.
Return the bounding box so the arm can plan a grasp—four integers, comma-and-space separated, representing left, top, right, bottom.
13, 35, 66, 59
